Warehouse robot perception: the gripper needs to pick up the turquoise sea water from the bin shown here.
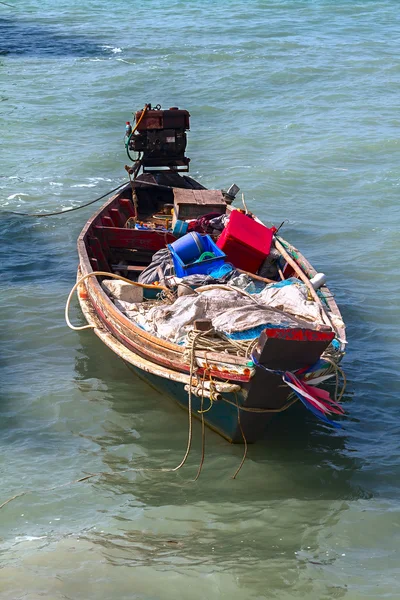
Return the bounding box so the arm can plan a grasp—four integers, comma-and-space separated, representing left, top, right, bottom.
1, 1, 400, 598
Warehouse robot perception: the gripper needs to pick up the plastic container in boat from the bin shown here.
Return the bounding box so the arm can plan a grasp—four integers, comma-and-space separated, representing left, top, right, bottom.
168, 233, 226, 277
310, 273, 327, 290
143, 287, 161, 300
172, 219, 189, 238
169, 232, 204, 265
216, 210, 274, 273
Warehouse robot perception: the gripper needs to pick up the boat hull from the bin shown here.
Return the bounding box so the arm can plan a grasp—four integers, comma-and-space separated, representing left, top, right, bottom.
77, 272, 339, 443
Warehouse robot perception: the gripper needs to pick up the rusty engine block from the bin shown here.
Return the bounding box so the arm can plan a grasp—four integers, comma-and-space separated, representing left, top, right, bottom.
128, 105, 190, 171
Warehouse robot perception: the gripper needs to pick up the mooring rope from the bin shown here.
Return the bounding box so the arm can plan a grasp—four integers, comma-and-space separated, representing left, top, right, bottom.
320, 355, 347, 404
1, 181, 130, 218
231, 392, 248, 479
184, 328, 259, 359
194, 370, 207, 481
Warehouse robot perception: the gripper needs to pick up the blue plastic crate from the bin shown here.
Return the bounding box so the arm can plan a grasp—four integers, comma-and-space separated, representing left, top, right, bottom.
168, 234, 226, 278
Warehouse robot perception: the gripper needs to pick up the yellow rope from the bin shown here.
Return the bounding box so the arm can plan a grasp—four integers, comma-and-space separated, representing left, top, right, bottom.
131, 104, 149, 136
231, 392, 248, 479
125, 104, 149, 163
320, 356, 347, 403
221, 395, 298, 413
197, 368, 214, 413
0, 331, 214, 511
194, 370, 207, 481
164, 329, 202, 473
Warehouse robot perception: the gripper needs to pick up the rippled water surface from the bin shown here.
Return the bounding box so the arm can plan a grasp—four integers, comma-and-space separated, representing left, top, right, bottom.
1, 1, 400, 598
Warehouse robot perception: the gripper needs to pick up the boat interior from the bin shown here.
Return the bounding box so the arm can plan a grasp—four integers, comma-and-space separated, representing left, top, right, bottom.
83, 172, 271, 282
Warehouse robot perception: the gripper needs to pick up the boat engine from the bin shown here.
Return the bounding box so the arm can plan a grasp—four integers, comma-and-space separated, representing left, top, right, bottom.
126, 104, 190, 172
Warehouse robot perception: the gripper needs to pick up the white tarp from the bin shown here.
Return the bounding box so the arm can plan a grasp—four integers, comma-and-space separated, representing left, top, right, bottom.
257, 281, 323, 323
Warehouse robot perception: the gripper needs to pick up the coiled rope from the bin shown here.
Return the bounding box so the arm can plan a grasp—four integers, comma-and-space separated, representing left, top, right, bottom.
184, 328, 258, 359
67, 277, 209, 476
320, 355, 347, 404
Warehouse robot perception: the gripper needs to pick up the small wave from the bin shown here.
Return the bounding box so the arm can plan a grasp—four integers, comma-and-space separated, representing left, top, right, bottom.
116, 58, 136, 65
7, 193, 29, 200
70, 184, 97, 188
102, 45, 122, 54
15, 535, 47, 542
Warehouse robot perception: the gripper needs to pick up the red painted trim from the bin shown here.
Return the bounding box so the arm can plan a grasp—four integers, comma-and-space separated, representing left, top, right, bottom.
266, 328, 335, 343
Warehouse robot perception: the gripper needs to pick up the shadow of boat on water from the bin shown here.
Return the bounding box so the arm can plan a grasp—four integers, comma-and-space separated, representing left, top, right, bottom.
0, 215, 76, 421
73, 327, 371, 506
0, 16, 107, 57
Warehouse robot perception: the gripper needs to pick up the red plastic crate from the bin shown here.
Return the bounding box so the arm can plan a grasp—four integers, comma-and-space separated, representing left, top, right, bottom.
216, 210, 274, 273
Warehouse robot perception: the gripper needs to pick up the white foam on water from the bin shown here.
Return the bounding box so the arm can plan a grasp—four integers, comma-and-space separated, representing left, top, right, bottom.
102, 46, 122, 54
14, 536, 47, 542
7, 193, 29, 200
102, 45, 122, 54
70, 183, 97, 188
116, 59, 136, 65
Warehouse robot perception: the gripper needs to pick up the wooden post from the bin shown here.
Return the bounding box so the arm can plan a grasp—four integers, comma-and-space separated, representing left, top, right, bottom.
273, 238, 332, 329
236, 268, 275, 285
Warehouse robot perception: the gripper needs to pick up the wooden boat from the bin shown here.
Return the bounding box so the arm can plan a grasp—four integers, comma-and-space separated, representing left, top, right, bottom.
70, 105, 347, 444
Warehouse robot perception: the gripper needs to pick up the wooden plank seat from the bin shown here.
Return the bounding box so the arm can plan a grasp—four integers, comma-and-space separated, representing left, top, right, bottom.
93, 226, 176, 253
111, 264, 147, 273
